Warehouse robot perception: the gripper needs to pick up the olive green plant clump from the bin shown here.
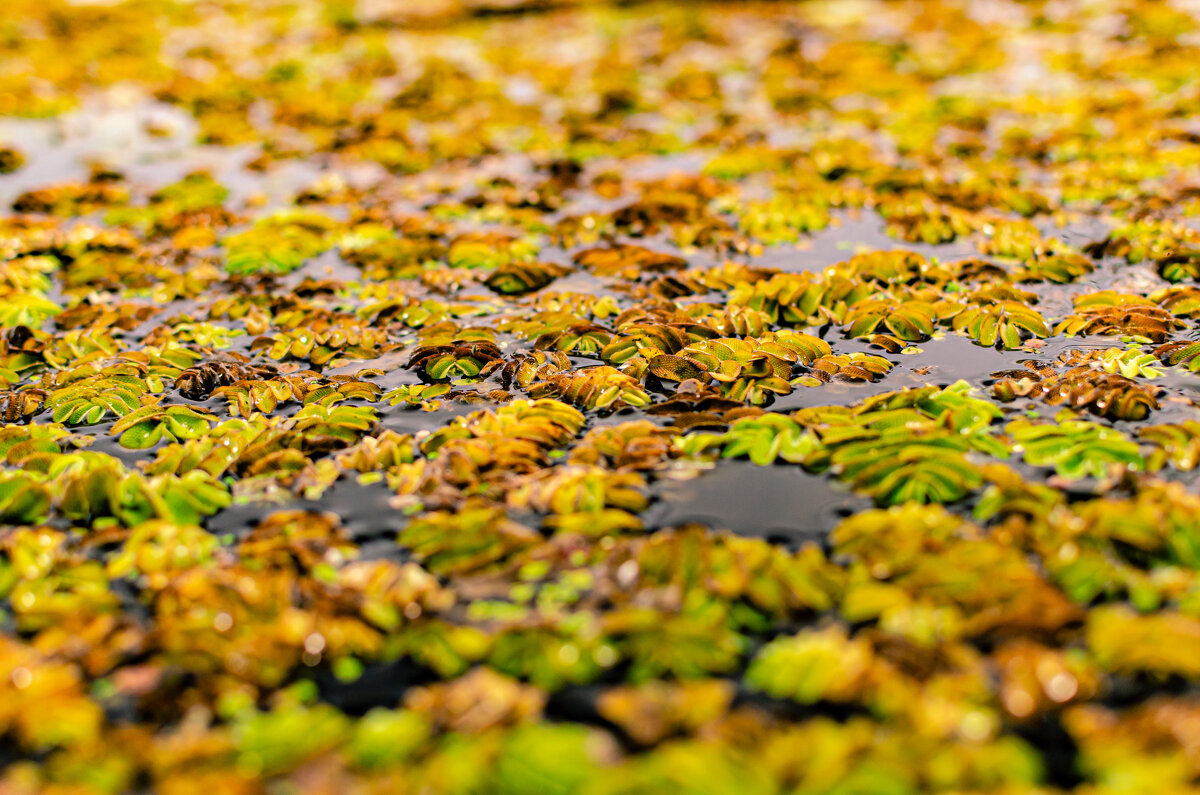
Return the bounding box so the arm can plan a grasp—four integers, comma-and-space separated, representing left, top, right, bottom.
4, 0, 1200, 792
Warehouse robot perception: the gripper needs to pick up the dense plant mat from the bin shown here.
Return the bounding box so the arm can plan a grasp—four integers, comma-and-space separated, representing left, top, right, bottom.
7, 0, 1200, 791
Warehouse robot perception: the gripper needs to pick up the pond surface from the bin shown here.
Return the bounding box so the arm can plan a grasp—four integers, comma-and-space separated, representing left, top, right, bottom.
2, 0, 1200, 791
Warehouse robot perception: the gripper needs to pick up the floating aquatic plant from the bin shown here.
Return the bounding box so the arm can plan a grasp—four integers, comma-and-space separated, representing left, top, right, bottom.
2, 0, 1200, 790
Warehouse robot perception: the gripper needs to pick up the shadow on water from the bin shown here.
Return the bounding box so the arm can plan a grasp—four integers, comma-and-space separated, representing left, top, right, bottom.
206, 475, 403, 546
308, 657, 437, 715
644, 460, 868, 548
